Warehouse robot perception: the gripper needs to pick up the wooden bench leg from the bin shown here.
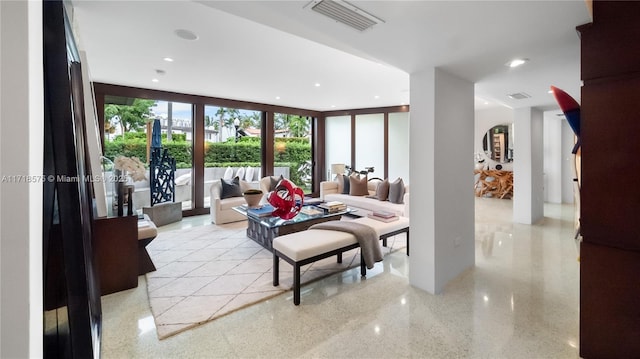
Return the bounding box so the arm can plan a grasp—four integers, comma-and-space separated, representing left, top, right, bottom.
293, 263, 301, 305
273, 253, 279, 286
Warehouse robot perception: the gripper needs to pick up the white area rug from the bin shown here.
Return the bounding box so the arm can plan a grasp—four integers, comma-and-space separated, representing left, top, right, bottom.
145, 220, 406, 339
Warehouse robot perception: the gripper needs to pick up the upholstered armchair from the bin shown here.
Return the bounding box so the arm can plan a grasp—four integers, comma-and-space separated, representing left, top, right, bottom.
209, 179, 251, 225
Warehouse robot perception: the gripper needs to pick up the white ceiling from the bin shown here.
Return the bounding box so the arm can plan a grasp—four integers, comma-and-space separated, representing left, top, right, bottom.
71, 1, 591, 112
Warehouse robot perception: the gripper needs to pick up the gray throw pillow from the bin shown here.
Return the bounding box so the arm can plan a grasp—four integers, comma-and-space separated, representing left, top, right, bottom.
342, 174, 351, 194
269, 175, 284, 191
221, 176, 242, 199
349, 174, 369, 196
388, 177, 405, 204
375, 178, 390, 201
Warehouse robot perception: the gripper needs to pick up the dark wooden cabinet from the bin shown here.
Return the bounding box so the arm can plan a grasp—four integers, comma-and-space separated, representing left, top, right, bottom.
92, 215, 139, 295
578, 2, 640, 357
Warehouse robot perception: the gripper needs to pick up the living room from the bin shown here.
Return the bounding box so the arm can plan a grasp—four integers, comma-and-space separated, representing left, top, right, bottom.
11, 1, 640, 358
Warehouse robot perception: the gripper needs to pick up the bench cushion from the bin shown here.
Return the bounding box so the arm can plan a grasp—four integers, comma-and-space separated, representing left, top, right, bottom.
351, 216, 409, 237
273, 229, 356, 261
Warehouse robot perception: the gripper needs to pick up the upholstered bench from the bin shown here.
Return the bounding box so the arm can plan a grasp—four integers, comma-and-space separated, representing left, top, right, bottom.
272, 218, 410, 305
351, 216, 410, 255
273, 229, 366, 305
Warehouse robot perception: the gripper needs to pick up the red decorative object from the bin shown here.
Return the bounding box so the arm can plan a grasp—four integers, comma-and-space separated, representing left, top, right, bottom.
267, 178, 304, 220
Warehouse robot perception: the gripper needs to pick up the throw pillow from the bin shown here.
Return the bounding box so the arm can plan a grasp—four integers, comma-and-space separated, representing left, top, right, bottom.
388, 177, 405, 204
269, 174, 284, 191
235, 167, 245, 181
223, 166, 233, 180
349, 174, 369, 196
374, 178, 390, 201
245, 166, 255, 182
342, 174, 351, 194
175, 172, 191, 186
220, 176, 242, 199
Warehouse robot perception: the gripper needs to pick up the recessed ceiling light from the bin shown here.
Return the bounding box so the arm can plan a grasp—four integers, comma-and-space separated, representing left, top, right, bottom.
174, 29, 198, 41
506, 58, 528, 68
151, 78, 159, 83
547, 90, 553, 94
275, 96, 280, 100
163, 57, 174, 62
314, 83, 320, 87
374, 95, 380, 99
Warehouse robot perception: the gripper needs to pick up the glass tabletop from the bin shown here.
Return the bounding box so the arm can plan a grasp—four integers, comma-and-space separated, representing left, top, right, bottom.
233, 204, 354, 229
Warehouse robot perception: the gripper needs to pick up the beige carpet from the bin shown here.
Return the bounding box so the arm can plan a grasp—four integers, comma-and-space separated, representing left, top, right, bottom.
145, 219, 406, 340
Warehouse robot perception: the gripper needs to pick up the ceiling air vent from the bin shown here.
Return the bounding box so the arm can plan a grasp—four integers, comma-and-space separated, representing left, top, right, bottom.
308, 0, 384, 32
507, 92, 531, 100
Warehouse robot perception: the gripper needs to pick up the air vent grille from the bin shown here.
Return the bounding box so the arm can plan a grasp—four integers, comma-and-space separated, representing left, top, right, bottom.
310, 0, 383, 32
507, 92, 531, 100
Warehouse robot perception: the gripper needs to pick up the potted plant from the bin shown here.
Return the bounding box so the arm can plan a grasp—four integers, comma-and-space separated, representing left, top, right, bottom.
243, 188, 263, 208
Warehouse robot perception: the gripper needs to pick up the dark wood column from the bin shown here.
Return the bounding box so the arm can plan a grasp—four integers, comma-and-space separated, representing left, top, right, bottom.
578, 1, 640, 357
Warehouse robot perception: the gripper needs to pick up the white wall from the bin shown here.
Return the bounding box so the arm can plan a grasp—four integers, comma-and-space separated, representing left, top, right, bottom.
0, 1, 43, 357
409, 67, 475, 294
543, 111, 563, 203
513, 107, 544, 224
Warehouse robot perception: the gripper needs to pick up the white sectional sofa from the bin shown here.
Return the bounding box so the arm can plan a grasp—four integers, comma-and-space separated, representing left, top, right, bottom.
319, 178, 410, 218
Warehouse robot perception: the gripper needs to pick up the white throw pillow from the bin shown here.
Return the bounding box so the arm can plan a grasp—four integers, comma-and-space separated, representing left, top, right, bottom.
236, 167, 245, 181
245, 166, 255, 182
175, 172, 191, 186
223, 166, 234, 180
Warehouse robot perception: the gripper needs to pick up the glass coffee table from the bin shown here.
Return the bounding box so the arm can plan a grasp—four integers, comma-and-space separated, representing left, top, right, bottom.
233, 204, 355, 252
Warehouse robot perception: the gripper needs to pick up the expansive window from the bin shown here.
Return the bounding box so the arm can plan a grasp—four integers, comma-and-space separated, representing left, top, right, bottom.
355, 113, 384, 179
274, 113, 313, 193
154, 101, 194, 210
204, 105, 262, 207
94, 83, 406, 216
323, 106, 410, 183
388, 112, 410, 182
325, 115, 351, 180
102, 97, 194, 212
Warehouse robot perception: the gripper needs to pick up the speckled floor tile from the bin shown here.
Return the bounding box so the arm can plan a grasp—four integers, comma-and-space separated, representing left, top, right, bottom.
101, 199, 580, 358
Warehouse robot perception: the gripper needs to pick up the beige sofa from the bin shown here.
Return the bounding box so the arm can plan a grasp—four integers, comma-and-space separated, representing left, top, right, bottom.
209, 176, 283, 225
319, 179, 410, 218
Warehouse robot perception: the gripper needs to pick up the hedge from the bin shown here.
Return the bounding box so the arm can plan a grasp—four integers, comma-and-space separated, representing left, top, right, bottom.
103, 137, 311, 185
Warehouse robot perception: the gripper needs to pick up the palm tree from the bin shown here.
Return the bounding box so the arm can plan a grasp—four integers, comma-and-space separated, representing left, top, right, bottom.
288, 115, 310, 138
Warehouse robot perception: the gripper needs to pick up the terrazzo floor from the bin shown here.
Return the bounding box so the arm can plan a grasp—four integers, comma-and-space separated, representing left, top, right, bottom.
101, 198, 580, 358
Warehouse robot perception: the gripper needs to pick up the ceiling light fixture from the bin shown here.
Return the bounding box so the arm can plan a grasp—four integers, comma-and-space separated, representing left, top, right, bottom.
314, 83, 321, 87
163, 57, 174, 62
151, 78, 159, 83
174, 29, 198, 41
306, 0, 384, 32
506, 58, 529, 68
507, 92, 531, 100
